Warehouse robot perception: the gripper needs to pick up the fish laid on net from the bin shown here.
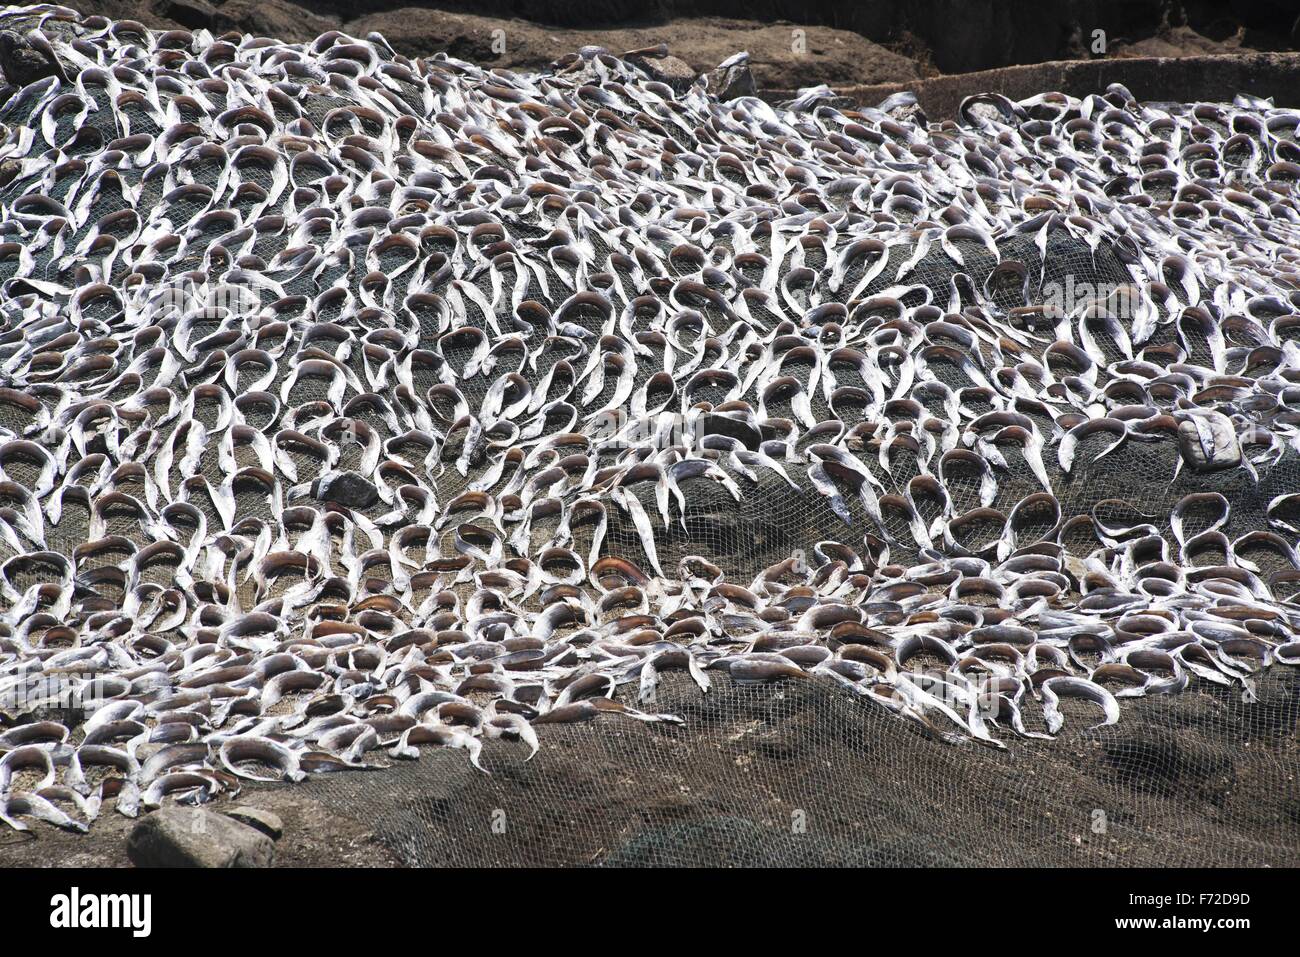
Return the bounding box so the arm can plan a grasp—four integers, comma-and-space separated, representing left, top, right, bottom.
0, 4, 1298, 834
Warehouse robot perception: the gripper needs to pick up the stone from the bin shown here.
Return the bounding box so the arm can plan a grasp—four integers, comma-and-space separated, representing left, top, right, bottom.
707, 54, 756, 101
1176, 412, 1241, 473
627, 53, 697, 94
0, 30, 62, 86
312, 470, 380, 510
223, 806, 284, 841
127, 808, 275, 868
153, 0, 218, 32
210, 0, 339, 43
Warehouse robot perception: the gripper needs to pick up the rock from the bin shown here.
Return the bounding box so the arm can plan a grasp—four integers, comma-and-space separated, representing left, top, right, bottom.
699, 411, 761, 450
846, 53, 1300, 121
0, 30, 63, 86
627, 52, 697, 93
127, 808, 275, 868
707, 53, 756, 100
342, 9, 503, 62
152, 0, 217, 31
223, 806, 284, 841
210, 0, 340, 42
1103, 727, 1235, 794
1176, 411, 1241, 472
312, 471, 379, 510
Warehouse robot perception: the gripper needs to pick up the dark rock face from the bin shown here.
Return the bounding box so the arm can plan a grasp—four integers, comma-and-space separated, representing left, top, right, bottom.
127, 808, 275, 868
0, 29, 62, 85
210, 0, 338, 39
152, 0, 218, 31
312, 471, 380, 510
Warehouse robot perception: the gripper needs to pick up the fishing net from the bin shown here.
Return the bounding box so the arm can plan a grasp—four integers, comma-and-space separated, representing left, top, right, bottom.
301, 667, 1298, 867
0, 7, 1296, 865
322, 218, 1298, 867
250, 103, 1299, 868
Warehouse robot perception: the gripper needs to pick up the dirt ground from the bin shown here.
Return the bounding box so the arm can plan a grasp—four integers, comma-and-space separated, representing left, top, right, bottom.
42, 1, 1300, 94
0, 782, 404, 867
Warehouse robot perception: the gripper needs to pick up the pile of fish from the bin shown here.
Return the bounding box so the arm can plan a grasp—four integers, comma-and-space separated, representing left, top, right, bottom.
0, 4, 1299, 834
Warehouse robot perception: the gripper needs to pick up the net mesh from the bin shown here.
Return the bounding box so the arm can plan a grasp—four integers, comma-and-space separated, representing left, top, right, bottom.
300, 669, 1298, 867
0, 9, 1295, 865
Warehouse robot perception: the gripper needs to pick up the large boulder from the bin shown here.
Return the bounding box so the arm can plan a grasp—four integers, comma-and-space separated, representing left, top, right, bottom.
626, 48, 697, 93
0, 30, 64, 85
707, 52, 756, 100
127, 808, 275, 868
